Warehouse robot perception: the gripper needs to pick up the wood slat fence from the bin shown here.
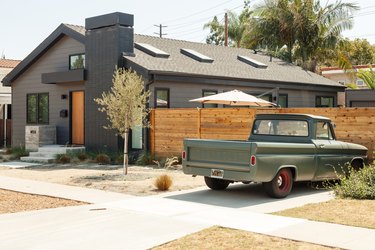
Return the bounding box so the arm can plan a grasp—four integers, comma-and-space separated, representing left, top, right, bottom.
150, 108, 375, 160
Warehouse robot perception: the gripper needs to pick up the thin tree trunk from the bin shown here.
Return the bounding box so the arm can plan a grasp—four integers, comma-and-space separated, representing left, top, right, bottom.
123, 128, 129, 175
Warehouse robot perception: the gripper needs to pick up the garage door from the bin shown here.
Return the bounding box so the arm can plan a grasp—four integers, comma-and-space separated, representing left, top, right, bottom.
350, 101, 375, 107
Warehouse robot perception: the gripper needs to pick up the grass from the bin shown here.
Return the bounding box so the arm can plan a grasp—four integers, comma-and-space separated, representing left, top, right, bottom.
273, 199, 375, 229
153, 226, 336, 250
154, 174, 173, 191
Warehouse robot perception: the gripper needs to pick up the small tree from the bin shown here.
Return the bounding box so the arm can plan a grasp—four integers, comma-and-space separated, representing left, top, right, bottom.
95, 67, 150, 175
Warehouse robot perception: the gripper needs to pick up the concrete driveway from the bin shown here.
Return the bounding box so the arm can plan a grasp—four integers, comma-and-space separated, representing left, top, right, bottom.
1, 176, 374, 250
162, 182, 333, 213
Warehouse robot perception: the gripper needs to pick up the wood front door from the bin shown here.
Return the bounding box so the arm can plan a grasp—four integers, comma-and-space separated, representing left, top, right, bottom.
71, 91, 84, 145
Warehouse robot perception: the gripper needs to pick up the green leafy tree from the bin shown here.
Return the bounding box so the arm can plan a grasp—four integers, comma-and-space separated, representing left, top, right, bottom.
95, 67, 150, 175
204, 16, 224, 45
350, 39, 375, 65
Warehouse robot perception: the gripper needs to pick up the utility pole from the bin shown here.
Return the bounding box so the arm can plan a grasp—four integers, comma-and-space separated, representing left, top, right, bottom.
154, 24, 167, 38
224, 13, 228, 47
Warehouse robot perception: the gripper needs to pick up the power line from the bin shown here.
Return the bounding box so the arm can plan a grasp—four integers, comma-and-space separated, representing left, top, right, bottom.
154, 24, 167, 38
167, 4, 244, 40
160, 0, 235, 24
167, 3, 243, 31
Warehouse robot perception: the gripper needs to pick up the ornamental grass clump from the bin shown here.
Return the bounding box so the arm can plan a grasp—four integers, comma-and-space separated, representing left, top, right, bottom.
95, 153, 111, 165
56, 154, 71, 164
333, 165, 375, 199
154, 174, 173, 191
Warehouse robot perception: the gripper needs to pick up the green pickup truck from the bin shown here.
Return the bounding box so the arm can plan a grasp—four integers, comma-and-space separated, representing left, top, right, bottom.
182, 113, 368, 198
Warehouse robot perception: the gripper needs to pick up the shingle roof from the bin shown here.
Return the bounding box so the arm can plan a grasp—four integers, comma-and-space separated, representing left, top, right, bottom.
2, 23, 343, 89
0, 59, 20, 68
126, 35, 343, 88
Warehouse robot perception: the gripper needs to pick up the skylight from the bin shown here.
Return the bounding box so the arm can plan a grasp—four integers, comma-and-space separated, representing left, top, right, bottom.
237, 55, 267, 69
180, 48, 214, 63
134, 43, 170, 58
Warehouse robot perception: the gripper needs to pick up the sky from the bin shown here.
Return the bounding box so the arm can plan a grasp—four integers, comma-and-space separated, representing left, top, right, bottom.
1, 0, 374, 60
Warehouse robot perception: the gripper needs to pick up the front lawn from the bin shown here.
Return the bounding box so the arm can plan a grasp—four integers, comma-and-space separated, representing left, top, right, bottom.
153, 226, 337, 250
273, 199, 375, 229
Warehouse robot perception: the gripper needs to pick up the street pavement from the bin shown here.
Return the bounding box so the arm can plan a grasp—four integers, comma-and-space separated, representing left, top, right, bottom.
0, 175, 374, 250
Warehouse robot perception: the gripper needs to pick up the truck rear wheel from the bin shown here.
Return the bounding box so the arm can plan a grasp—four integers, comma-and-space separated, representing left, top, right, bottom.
204, 177, 230, 190
263, 168, 293, 198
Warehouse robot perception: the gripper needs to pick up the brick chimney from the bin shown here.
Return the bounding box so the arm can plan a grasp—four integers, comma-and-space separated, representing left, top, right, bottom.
84, 12, 134, 150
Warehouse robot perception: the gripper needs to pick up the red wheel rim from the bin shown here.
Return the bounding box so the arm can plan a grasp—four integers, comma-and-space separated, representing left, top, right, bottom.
277, 171, 290, 192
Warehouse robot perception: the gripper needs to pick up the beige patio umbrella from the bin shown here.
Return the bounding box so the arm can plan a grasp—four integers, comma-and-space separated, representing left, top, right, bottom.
189, 89, 277, 107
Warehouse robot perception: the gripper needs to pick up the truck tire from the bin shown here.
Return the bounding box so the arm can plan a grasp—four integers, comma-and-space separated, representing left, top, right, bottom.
204, 177, 230, 190
263, 168, 293, 198
351, 159, 364, 171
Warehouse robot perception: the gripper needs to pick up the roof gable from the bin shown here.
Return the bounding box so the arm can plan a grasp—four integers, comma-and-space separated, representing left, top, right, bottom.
2, 24, 86, 85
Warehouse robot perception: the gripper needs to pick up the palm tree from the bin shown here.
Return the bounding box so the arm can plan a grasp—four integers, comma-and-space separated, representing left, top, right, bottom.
252, 0, 358, 70
357, 67, 375, 89
204, 10, 249, 48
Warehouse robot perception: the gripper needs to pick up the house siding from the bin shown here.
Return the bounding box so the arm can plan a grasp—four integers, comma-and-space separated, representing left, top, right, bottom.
149, 81, 338, 108
85, 23, 134, 151
11, 36, 85, 146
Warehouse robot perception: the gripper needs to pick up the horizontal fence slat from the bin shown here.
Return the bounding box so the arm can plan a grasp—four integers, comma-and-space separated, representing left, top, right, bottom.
150, 108, 375, 160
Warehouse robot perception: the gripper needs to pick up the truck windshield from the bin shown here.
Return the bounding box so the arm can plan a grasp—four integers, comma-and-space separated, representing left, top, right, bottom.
253, 119, 309, 137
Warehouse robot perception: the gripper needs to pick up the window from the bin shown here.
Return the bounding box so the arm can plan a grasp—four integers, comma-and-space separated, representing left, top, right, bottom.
278, 94, 288, 108
316, 96, 334, 107
253, 119, 308, 137
69, 54, 85, 70
27, 93, 49, 124
155, 88, 169, 108
316, 121, 334, 140
258, 94, 272, 102
180, 48, 214, 63
356, 79, 364, 86
202, 90, 218, 108
237, 55, 268, 69
134, 43, 170, 58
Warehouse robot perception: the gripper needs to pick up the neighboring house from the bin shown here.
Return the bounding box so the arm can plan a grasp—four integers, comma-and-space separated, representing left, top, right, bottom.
346, 89, 375, 107
2, 12, 345, 152
321, 65, 375, 107
321, 65, 375, 89
0, 59, 20, 147
0, 59, 20, 118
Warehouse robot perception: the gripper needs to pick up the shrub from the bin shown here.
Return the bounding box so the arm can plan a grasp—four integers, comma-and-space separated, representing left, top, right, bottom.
77, 152, 88, 162
333, 165, 375, 199
154, 174, 173, 191
10, 146, 28, 159
136, 150, 153, 165
4, 148, 12, 155
164, 156, 179, 170
95, 153, 111, 165
56, 154, 71, 164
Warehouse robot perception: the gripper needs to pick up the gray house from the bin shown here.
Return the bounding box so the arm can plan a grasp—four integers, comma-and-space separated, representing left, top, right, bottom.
2, 12, 345, 152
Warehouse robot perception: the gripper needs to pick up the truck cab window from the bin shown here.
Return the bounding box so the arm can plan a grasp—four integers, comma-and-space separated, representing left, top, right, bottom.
316, 121, 334, 140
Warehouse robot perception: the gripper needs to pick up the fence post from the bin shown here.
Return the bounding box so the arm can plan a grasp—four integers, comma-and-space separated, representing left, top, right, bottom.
197, 108, 202, 139
150, 109, 156, 156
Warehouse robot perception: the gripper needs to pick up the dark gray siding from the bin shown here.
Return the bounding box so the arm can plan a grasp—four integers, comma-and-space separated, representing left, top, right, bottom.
346, 89, 375, 107
148, 81, 338, 108
85, 22, 134, 151
11, 36, 85, 146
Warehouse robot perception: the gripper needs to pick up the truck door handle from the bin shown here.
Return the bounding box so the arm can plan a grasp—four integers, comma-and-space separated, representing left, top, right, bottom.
318, 144, 325, 149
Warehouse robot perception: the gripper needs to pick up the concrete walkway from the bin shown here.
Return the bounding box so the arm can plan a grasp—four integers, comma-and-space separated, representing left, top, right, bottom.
0, 176, 374, 250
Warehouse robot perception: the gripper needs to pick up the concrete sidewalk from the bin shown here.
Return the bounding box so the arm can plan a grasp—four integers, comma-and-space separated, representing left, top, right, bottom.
0, 175, 374, 249
0, 176, 131, 203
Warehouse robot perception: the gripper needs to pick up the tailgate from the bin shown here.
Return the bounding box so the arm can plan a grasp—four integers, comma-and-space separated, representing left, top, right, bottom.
182, 139, 253, 181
